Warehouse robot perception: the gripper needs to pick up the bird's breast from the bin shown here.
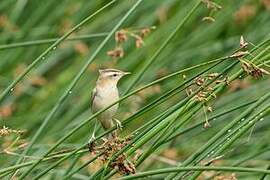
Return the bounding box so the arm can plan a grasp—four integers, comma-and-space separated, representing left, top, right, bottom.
92, 85, 119, 114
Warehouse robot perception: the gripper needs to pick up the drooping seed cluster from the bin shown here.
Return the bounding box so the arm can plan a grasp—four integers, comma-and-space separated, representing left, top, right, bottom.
88, 135, 137, 175
107, 27, 155, 59
201, 0, 222, 22
230, 36, 270, 78
184, 72, 229, 128
185, 73, 228, 103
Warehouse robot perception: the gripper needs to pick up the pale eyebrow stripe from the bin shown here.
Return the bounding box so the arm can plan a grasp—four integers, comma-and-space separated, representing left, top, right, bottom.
102, 69, 121, 73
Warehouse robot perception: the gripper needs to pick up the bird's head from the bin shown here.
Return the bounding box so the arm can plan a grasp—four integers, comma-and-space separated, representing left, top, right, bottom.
98, 68, 130, 85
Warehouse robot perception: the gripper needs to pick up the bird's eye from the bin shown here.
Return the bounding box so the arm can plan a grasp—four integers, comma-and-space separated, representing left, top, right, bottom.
113, 74, 117, 77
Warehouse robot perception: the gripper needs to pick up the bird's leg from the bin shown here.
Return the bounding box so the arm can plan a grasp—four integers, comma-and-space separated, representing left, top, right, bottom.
91, 119, 98, 141
113, 118, 123, 130
88, 120, 97, 152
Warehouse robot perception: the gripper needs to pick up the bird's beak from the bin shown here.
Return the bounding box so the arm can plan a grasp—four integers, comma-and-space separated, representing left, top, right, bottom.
123, 71, 131, 75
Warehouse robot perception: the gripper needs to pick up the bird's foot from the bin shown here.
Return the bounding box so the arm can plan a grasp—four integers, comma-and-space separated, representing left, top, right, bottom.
113, 118, 123, 130
88, 141, 95, 152
87, 134, 96, 152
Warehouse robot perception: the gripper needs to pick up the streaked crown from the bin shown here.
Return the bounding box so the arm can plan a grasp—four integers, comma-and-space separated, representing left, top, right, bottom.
98, 68, 130, 83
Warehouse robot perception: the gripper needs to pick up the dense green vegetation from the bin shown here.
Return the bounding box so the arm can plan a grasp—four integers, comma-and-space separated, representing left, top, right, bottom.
0, 0, 269, 179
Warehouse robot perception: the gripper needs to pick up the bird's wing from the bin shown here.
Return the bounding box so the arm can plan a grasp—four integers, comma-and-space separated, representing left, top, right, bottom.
91, 88, 97, 109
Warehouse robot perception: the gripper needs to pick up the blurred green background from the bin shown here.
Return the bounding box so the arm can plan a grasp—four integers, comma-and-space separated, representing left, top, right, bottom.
0, 0, 270, 179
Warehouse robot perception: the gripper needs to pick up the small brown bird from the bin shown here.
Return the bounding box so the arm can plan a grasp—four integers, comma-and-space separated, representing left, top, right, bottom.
91, 68, 130, 137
